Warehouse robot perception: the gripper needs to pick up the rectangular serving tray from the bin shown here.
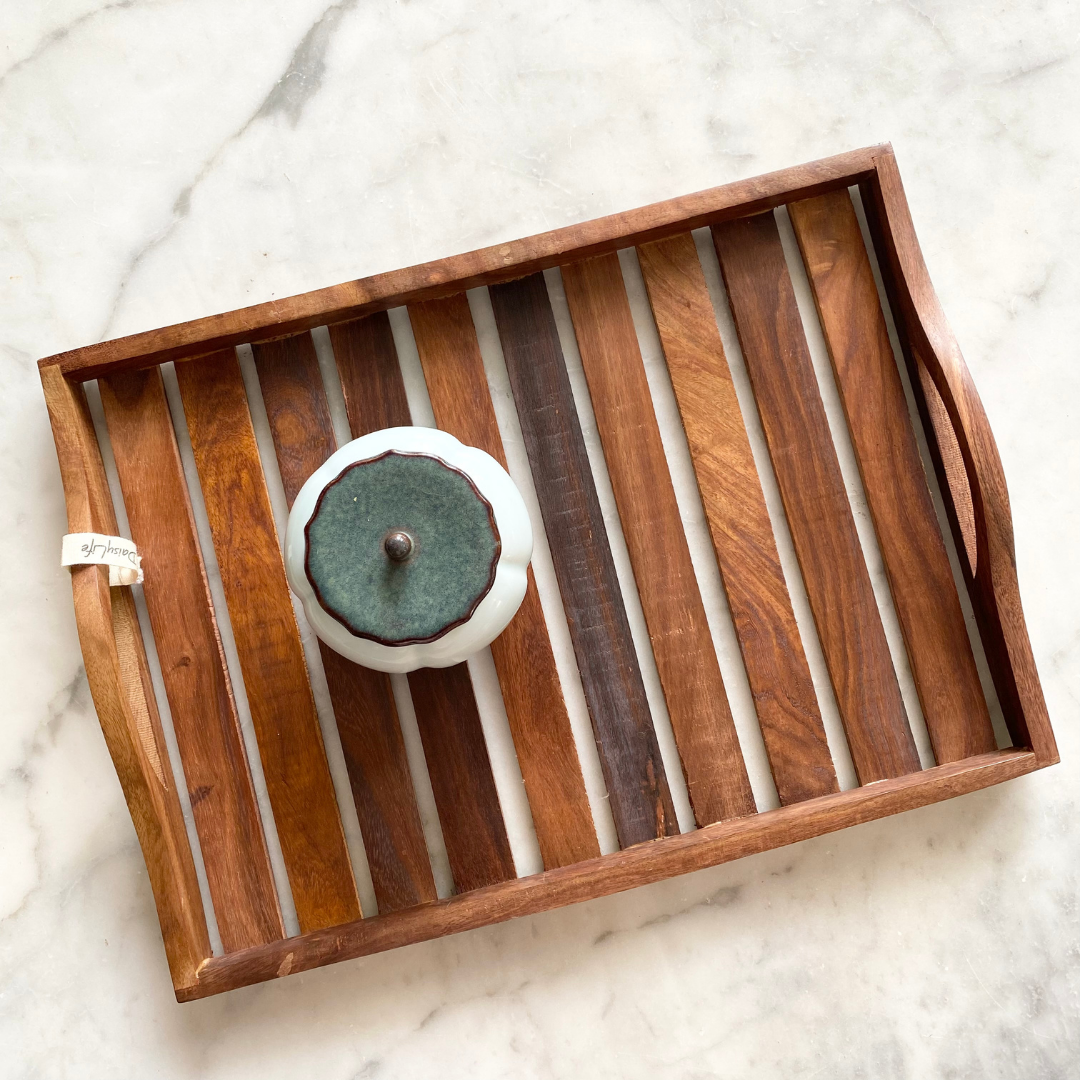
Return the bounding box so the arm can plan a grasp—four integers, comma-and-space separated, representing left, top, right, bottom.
39, 145, 1057, 1001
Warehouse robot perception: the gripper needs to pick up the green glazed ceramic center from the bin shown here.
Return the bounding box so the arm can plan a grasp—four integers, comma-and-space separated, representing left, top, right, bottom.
304, 451, 501, 646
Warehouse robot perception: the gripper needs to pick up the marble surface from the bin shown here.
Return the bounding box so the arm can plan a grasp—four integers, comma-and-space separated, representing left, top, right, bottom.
2, 1, 1079, 1076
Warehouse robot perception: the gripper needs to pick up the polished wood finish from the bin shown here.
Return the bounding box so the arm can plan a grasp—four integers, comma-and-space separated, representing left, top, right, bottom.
560, 254, 756, 823
714, 212, 921, 783
636, 233, 839, 803
100, 367, 284, 949
41, 365, 211, 994
175, 350, 361, 931
490, 272, 678, 847
40, 148, 1056, 1000
327, 315, 516, 892
408, 294, 600, 864
252, 334, 437, 913
183, 746, 1037, 999
859, 148, 1056, 766
789, 190, 996, 763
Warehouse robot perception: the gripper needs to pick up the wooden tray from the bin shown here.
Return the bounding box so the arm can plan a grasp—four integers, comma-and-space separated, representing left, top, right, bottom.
40, 145, 1057, 1002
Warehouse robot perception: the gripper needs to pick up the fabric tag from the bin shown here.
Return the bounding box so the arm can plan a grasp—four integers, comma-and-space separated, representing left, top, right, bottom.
61, 532, 144, 586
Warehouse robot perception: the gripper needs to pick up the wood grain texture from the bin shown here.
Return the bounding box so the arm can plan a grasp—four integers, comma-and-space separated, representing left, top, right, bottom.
252, 334, 437, 913
408, 664, 517, 891
408, 294, 601, 864
559, 255, 756, 824
859, 148, 1056, 764
175, 350, 361, 931
714, 212, 921, 784
328, 314, 516, 892
636, 234, 839, 804
43, 148, 885, 380
489, 273, 678, 847
184, 745, 1037, 999
41, 366, 211, 995
99, 367, 285, 950
789, 190, 997, 763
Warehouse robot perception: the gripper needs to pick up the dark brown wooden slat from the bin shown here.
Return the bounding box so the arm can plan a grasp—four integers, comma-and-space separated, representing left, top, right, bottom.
559, 255, 756, 824
99, 367, 285, 951
407, 294, 601, 866
251, 334, 437, 913
636, 233, 839, 805
328, 315, 516, 891
789, 191, 996, 763
175, 350, 361, 931
713, 213, 920, 783
488, 273, 678, 847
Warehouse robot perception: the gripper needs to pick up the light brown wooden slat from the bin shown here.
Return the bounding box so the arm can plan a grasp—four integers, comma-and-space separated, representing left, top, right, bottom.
789, 191, 996, 763
407, 294, 601, 864
636, 234, 840, 804
251, 334, 437, 913
713, 212, 921, 783
489, 273, 679, 847
175, 349, 361, 931
328, 315, 517, 891
558, 255, 756, 824
43, 366, 212, 993
99, 367, 285, 951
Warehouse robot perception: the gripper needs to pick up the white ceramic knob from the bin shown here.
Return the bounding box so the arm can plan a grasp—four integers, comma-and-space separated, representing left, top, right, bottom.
285, 426, 533, 673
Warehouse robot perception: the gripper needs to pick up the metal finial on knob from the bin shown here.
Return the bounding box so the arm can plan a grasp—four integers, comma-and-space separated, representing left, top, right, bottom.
383, 530, 414, 562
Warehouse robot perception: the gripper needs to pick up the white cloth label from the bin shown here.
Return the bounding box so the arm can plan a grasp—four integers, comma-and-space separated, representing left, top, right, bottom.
61, 532, 143, 586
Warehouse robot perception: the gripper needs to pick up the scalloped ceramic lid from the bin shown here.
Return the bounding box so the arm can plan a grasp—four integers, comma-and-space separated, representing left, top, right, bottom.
285, 427, 533, 673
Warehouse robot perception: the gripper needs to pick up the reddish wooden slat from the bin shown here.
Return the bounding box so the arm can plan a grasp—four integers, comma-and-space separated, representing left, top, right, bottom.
637, 233, 838, 804
252, 334, 437, 912
328, 315, 516, 891
175, 350, 361, 930
99, 367, 284, 951
713, 213, 921, 783
559, 255, 757, 823
407, 294, 601, 865
789, 190, 996, 763
489, 273, 678, 847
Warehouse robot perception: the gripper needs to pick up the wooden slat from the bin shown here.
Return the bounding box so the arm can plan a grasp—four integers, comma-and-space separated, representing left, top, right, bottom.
328, 315, 516, 891
713, 213, 921, 783
42, 366, 212, 994
44, 148, 885, 380
488, 273, 678, 847
251, 334, 437, 912
789, 190, 996, 763
99, 367, 284, 951
407, 294, 601, 864
637, 233, 838, 805
175, 350, 361, 931
559, 255, 757, 823
185, 745, 1038, 999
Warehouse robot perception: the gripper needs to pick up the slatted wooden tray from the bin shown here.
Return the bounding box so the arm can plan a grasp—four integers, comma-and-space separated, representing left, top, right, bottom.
40, 145, 1057, 1002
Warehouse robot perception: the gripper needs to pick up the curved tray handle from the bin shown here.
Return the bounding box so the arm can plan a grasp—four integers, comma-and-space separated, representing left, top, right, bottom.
41, 365, 211, 995
861, 147, 1056, 765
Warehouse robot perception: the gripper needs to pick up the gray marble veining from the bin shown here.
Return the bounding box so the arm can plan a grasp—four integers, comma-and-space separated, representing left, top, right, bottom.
1, 1, 1078, 1076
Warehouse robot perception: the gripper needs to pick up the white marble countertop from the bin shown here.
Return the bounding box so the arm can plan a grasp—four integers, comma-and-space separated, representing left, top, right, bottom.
2, 2, 1078, 1076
